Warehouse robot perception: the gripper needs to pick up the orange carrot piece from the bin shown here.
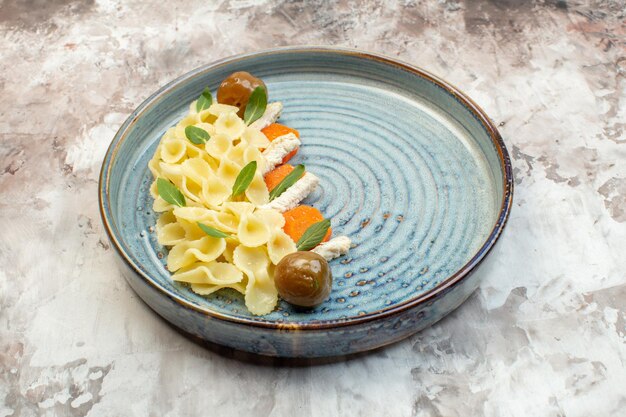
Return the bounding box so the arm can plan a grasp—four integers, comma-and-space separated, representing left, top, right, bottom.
261, 123, 300, 140
283, 205, 332, 244
261, 123, 300, 163
281, 149, 298, 164
264, 164, 296, 192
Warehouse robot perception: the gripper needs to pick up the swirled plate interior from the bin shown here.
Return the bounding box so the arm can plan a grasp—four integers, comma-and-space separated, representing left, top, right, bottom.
112, 51, 502, 323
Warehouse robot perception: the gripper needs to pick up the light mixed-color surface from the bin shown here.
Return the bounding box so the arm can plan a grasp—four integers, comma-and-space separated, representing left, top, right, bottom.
1, 0, 625, 416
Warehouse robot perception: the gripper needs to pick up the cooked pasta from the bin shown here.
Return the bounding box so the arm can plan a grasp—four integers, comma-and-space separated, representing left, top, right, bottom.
150, 99, 299, 314
150, 85, 350, 315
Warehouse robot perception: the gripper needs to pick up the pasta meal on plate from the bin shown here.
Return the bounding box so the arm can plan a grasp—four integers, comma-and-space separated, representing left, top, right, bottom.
148, 71, 351, 315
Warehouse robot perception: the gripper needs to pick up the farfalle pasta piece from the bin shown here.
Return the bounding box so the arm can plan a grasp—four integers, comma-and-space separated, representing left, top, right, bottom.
173, 261, 243, 284
186, 143, 215, 163
173, 261, 245, 295
201, 172, 231, 208
267, 229, 297, 264
244, 173, 270, 206
176, 218, 205, 241
243, 145, 264, 166
221, 238, 239, 264
250, 209, 295, 265
153, 196, 175, 213
233, 245, 277, 315
167, 236, 227, 272
208, 103, 239, 117
181, 157, 212, 183
215, 111, 246, 139
173, 206, 238, 233
157, 223, 187, 246
156, 211, 186, 246
148, 147, 162, 178
242, 146, 267, 175
178, 159, 208, 204
221, 202, 255, 220
181, 147, 219, 171
217, 158, 242, 188
190, 282, 246, 296
254, 208, 285, 230
225, 142, 247, 166
205, 133, 233, 160
237, 211, 270, 247
158, 161, 184, 185
156, 210, 176, 228
181, 159, 229, 206
198, 109, 217, 125
162, 126, 177, 140
241, 126, 270, 148
160, 137, 187, 164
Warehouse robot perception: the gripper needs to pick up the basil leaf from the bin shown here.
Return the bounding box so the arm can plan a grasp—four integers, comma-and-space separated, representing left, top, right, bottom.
157, 178, 186, 207
243, 86, 267, 125
296, 219, 331, 251
185, 125, 210, 145
196, 87, 213, 112
197, 222, 230, 238
231, 161, 257, 197
269, 164, 305, 201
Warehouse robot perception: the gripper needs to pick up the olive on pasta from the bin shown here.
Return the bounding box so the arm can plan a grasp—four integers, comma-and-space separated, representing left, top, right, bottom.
217, 71, 267, 117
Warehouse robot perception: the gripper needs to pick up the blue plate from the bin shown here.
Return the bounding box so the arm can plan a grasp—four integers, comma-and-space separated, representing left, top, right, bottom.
99, 47, 513, 358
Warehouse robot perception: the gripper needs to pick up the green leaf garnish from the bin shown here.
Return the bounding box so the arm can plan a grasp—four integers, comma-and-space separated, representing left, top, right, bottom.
296, 219, 331, 251
185, 125, 210, 145
231, 161, 257, 197
196, 87, 213, 112
243, 86, 267, 125
269, 164, 305, 201
157, 178, 186, 207
197, 222, 230, 239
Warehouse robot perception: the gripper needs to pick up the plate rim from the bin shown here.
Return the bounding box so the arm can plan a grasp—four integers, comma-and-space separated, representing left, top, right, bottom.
98, 45, 514, 330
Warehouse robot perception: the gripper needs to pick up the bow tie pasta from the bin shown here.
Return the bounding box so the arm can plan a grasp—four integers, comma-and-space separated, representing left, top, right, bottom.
149, 101, 297, 315
149, 77, 350, 315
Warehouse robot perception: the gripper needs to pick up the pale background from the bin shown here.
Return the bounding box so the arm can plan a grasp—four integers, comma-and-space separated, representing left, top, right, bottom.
1, 1, 625, 416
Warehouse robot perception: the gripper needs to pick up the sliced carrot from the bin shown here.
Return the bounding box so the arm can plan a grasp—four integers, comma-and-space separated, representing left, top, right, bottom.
280, 149, 298, 163
261, 123, 300, 163
283, 205, 332, 244
261, 123, 300, 140
264, 164, 295, 192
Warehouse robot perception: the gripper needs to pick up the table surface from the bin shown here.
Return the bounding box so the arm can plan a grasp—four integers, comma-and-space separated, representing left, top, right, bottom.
1, 1, 625, 416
